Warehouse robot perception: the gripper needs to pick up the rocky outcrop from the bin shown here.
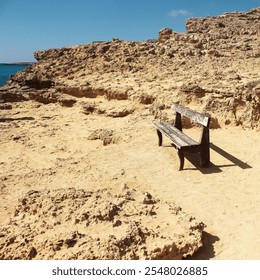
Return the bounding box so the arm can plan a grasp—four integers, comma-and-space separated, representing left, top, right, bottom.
0, 188, 204, 260
1, 7, 259, 129
87, 129, 120, 145
186, 8, 260, 35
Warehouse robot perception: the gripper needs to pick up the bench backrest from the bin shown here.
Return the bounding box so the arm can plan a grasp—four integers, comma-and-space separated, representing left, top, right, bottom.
171, 103, 210, 127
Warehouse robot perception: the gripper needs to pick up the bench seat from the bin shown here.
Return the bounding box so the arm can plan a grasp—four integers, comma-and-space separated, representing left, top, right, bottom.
155, 121, 199, 148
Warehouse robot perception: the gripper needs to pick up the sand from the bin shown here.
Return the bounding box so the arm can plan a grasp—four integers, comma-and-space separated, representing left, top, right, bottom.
0, 99, 259, 259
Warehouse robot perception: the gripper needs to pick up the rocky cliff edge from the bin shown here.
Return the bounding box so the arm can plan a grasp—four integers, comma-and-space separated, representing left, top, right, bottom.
0, 7, 260, 129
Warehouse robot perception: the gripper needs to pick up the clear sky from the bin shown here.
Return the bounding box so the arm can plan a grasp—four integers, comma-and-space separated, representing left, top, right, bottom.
0, 0, 259, 62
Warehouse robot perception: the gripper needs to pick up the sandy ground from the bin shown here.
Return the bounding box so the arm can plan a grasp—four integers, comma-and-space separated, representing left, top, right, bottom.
0, 99, 259, 259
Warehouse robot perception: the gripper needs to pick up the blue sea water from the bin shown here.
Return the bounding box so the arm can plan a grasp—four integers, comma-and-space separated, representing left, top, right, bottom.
0, 64, 29, 87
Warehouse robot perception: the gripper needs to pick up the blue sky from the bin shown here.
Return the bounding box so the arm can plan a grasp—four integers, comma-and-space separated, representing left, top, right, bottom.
0, 0, 259, 62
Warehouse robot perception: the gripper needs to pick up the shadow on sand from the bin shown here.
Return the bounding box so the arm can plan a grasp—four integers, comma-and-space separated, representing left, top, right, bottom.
210, 143, 252, 169
184, 231, 220, 260
165, 142, 252, 174
0, 117, 35, 122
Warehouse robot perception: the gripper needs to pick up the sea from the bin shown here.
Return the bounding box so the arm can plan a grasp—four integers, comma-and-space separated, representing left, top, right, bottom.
0, 63, 30, 87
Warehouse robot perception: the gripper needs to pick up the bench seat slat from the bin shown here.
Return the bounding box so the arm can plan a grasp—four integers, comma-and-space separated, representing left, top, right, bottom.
162, 122, 199, 146
155, 121, 199, 148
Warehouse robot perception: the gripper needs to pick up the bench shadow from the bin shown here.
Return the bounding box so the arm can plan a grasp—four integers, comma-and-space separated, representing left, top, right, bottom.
184, 152, 223, 174
164, 146, 222, 174
184, 231, 220, 260
210, 143, 252, 169
165, 142, 252, 174
0, 117, 35, 122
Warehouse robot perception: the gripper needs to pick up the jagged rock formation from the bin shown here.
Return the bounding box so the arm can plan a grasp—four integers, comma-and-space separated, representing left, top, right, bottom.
0, 188, 204, 260
0, 7, 259, 129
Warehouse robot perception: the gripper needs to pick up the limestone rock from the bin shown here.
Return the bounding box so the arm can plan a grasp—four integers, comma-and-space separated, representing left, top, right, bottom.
1, 7, 260, 129
158, 28, 173, 43
87, 129, 119, 145
0, 188, 205, 259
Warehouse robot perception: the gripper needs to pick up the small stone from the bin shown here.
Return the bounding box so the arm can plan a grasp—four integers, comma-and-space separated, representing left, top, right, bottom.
28, 247, 37, 259
113, 220, 122, 227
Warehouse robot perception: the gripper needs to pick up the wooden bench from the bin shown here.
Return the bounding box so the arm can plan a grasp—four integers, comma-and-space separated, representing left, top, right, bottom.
154, 103, 211, 171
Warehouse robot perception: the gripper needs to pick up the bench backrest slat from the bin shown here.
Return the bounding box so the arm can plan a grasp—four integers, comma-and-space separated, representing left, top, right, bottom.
171, 103, 210, 127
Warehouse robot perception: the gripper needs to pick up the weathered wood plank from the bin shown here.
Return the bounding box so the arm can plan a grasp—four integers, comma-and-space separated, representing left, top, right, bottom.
162, 122, 199, 145
155, 123, 187, 148
171, 103, 210, 127
154, 122, 199, 148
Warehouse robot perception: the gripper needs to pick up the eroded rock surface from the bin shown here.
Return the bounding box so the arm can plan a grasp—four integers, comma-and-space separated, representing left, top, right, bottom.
0, 8, 259, 129
0, 188, 204, 260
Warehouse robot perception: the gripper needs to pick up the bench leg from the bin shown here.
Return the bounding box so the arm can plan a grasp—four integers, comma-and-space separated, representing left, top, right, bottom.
157, 129, 163, 146
200, 127, 210, 167
200, 151, 210, 167
178, 149, 184, 171
200, 144, 210, 167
